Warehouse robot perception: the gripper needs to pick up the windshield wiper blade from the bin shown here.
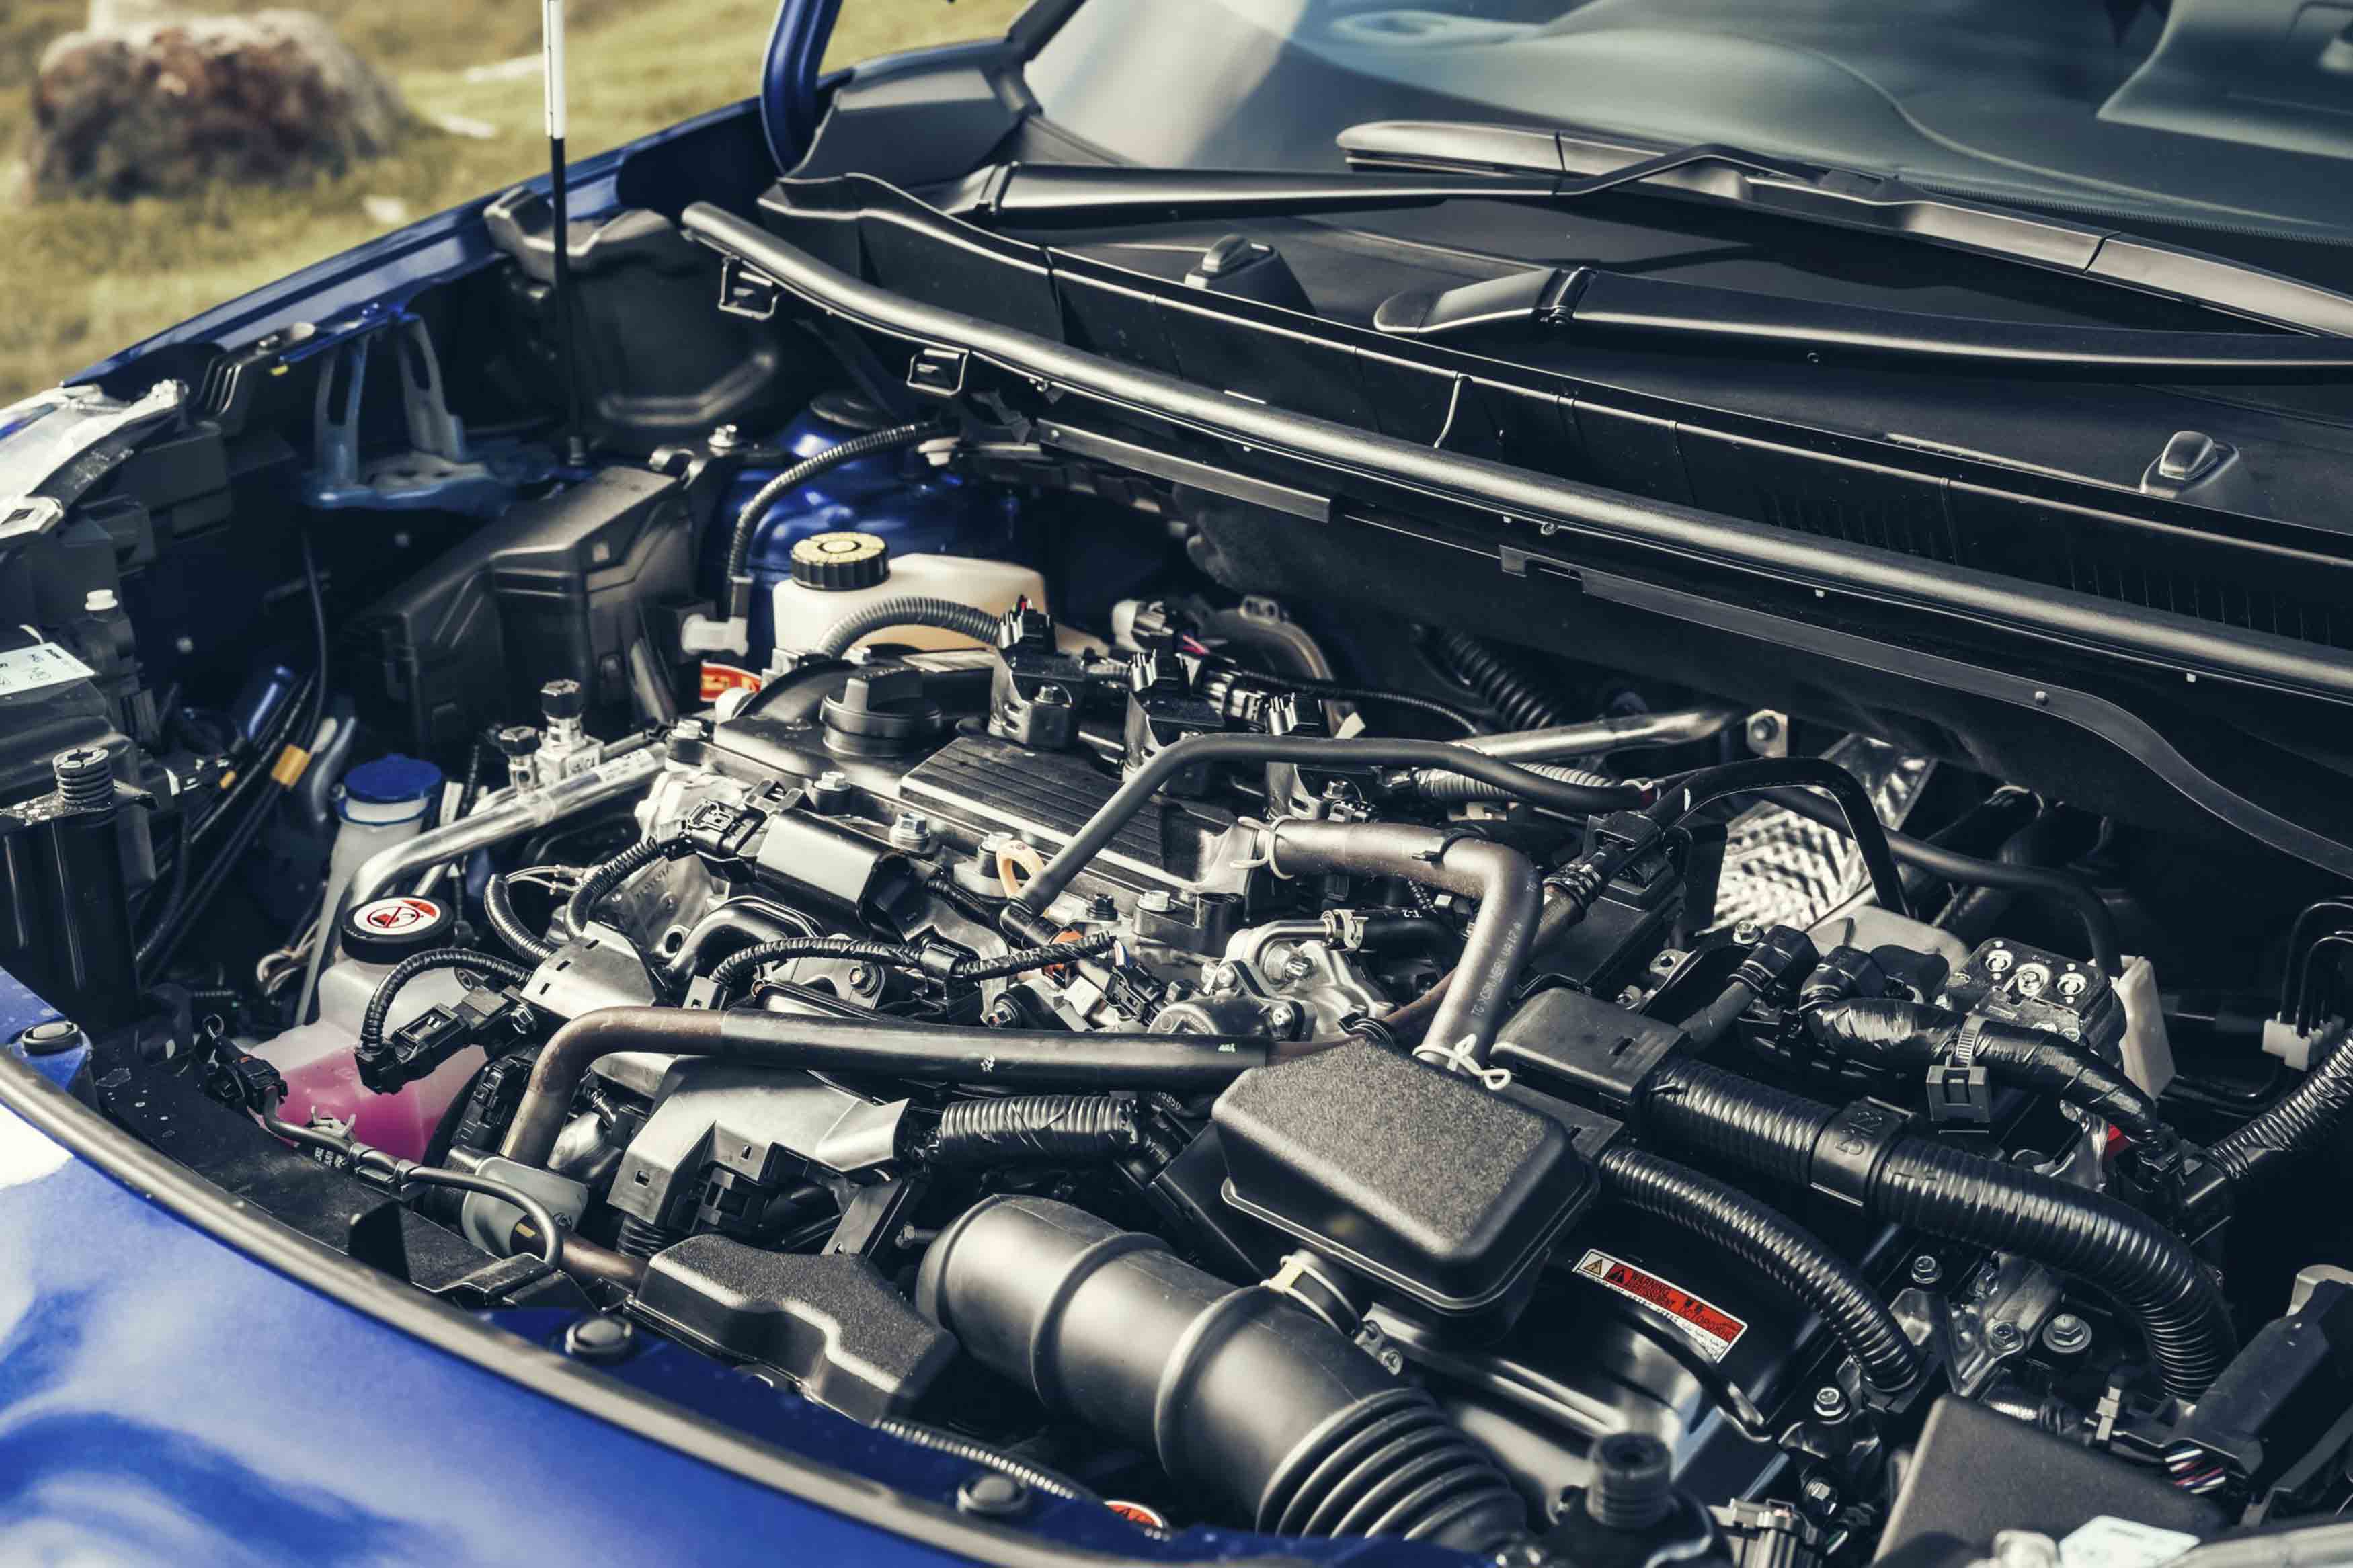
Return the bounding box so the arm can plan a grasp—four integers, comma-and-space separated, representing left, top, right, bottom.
1340, 119, 2353, 339
930, 161, 1562, 225
1373, 265, 2353, 379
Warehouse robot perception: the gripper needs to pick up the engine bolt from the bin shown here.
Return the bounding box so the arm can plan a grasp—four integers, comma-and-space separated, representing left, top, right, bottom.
1801, 1476, 1839, 1513
957, 1471, 1031, 1519
2042, 1314, 2091, 1354
52, 747, 114, 814
1810, 1385, 1849, 1421
1733, 920, 1762, 946
18, 1020, 85, 1057
563, 1313, 637, 1364
1984, 946, 2016, 976
1909, 1255, 1944, 1287
1205, 962, 1242, 995
889, 811, 935, 854
1281, 949, 1317, 981
2056, 971, 2090, 1001
1988, 1321, 2026, 1353
1263, 1001, 1300, 1034
1650, 950, 1681, 975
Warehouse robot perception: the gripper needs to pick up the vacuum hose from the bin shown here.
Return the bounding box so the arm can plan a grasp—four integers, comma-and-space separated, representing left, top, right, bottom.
1803, 998, 2176, 1156
917, 1195, 1527, 1551
1642, 1059, 2236, 1397
2209, 1017, 2353, 1188
812, 595, 1003, 659
1597, 1146, 1920, 1392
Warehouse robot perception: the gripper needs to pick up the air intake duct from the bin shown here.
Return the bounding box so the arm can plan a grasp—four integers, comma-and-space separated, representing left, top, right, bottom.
915, 1195, 1527, 1550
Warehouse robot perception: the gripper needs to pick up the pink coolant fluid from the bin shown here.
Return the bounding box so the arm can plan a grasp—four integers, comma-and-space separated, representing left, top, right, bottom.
266, 1034, 485, 1162
255, 950, 485, 1163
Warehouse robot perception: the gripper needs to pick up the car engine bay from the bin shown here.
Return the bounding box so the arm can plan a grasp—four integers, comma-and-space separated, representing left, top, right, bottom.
10, 154, 2353, 1568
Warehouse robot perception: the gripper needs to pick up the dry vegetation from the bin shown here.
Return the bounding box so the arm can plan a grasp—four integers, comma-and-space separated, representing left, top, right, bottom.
0, 0, 1027, 401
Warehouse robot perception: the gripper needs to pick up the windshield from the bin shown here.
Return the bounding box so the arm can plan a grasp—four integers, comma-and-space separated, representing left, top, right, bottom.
1025, 0, 2353, 249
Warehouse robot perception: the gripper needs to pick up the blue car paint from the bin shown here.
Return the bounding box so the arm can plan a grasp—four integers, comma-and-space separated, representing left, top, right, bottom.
0, 1100, 982, 1566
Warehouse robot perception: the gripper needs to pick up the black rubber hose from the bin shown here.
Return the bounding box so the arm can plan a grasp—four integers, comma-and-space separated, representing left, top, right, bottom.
1759, 786, 2121, 974
1015, 734, 1642, 921
483, 872, 560, 965
1597, 1145, 1921, 1392
920, 1094, 1142, 1167
563, 834, 684, 939
1938, 807, 2075, 942
812, 595, 1002, 659
500, 1007, 1269, 1167
1804, 998, 2175, 1154
1681, 977, 1761, 1050
1648, 759, 1911, 917
358, 947, 534, 1056
916, 1195, 1527, 1550
1396, 759, 1622, 807
723, 421, 945, 618
1266, 820, 1542, 1062
2209, 1017, 2353, 1187
1431, 630, 1574, 731
1643, 1059, 2237, 1397
1225, 667, 1486, 736
707, 936, 926, 994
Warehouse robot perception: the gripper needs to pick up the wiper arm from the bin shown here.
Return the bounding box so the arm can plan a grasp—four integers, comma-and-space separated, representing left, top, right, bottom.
929, 161, 1561, 225
1375, 265, 2353, 380
1340, 119, 2353, 339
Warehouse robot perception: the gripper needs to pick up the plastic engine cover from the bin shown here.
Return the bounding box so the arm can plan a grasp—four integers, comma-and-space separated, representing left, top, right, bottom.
1212, 1040, 1595, 1322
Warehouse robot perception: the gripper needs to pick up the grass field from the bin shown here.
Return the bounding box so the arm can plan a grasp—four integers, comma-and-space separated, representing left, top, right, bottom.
0, 0, 1027, 401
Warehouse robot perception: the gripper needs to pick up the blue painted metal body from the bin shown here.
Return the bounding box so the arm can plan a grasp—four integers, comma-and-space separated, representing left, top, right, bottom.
711, 406, 1021, 661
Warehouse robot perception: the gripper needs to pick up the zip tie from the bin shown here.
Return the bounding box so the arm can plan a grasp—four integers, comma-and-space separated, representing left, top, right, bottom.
1413, 1033, 1513, 1091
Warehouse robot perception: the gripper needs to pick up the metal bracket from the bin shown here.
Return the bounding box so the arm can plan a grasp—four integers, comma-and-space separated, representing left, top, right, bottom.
717, 255, 783, 320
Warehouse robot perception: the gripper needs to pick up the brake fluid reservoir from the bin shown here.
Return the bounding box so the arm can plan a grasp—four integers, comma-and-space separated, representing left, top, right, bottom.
770, 531, 1047, 655
722, 392, 1019, 658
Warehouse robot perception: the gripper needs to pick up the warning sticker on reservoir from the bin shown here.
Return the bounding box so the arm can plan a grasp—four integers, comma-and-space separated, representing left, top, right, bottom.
1575, 1249, 1748, 1362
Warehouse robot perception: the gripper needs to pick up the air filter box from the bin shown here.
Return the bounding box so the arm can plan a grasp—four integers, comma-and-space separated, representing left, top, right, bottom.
1212, 1040, 1594, 1328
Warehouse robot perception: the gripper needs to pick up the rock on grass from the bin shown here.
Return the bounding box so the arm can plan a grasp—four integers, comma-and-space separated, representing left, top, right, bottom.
28, 9, 407, 201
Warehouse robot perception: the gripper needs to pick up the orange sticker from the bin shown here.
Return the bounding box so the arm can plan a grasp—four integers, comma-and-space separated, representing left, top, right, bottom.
1576, 1248, 1748, 1361
700, 663, 764, 701
1104, 1500, 1168, 1530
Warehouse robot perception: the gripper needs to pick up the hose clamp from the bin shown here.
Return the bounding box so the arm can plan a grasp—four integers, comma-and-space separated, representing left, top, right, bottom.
1263, 1250, 1362, 1337
1808, 1097, 1913, 1211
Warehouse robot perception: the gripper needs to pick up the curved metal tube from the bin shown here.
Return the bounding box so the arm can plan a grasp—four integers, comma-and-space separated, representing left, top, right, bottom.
500, 1007, 1269, 1169
1458, 704, 1741, 761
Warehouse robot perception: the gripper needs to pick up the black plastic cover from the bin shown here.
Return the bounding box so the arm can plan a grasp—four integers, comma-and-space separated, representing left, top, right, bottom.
1876, 1397, 2218, 1561
633, 1235, 955, 1423
1492, 987, 1688, 1115
354, 467, 690, 750
1212, 1040, 1593, 1317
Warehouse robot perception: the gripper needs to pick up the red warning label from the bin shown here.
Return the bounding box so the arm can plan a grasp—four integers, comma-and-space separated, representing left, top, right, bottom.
700, 662, 765, 702
1575, 1249, 1748, 1362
